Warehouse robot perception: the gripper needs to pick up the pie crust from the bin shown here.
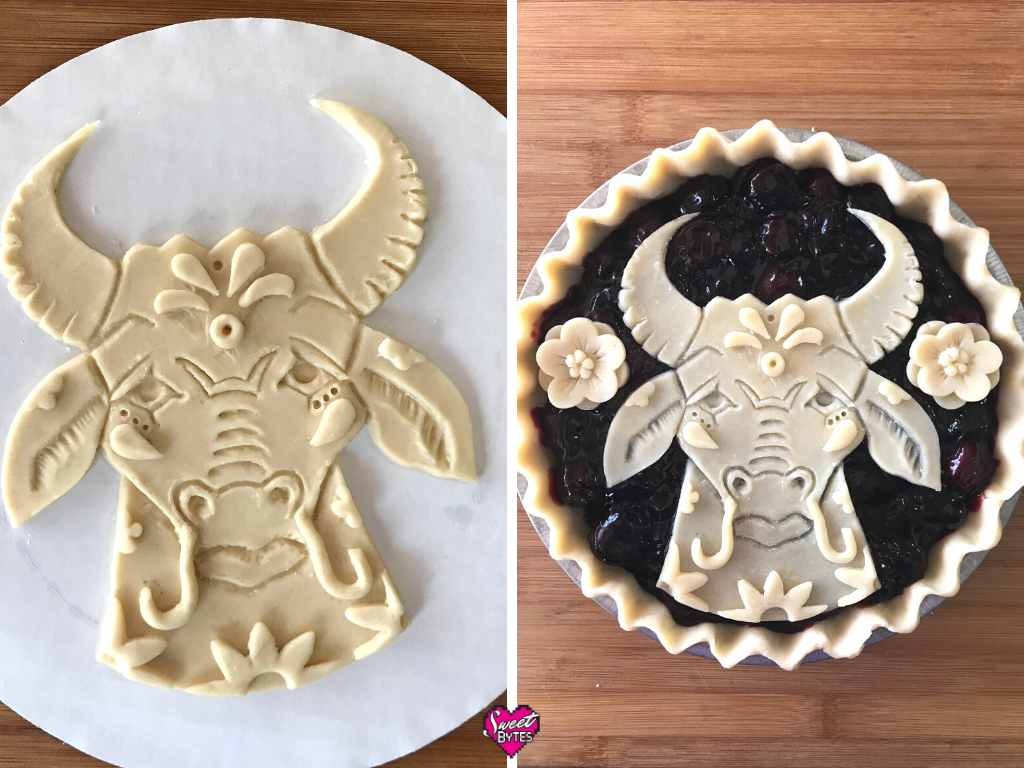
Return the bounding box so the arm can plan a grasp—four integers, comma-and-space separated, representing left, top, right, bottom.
2, 101, 478, 693
516, 121, 1024, 668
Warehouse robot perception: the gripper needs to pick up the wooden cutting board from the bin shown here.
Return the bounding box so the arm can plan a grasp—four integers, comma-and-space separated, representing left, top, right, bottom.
518, 2, 1024, 766
0, 1, 505, 766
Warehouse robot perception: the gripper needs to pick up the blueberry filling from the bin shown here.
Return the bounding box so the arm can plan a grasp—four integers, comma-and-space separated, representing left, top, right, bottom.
533, 160, 999, 633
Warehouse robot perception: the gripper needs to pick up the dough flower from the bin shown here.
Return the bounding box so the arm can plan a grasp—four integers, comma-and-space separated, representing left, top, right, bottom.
907, 321, 1002, 409
536, 317, 629, 409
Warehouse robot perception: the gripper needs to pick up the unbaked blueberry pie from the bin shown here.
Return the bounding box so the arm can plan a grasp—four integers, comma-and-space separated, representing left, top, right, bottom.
516, 123, 1024, 668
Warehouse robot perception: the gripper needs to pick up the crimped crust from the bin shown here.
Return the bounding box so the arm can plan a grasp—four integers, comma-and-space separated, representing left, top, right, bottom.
516, 121, 1024, 669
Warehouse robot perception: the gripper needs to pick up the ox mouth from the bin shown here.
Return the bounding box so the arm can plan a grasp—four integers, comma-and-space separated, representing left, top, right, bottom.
196, 537, 307, 588
734, 513, 813, 549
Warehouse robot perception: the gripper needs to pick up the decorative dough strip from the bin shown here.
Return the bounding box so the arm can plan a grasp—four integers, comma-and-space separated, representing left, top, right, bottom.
294, 508, 373, 600
806, 498, 857, 564
516, 121, 1024, 668
690, 497, 735, 570
139, 524, 198, 630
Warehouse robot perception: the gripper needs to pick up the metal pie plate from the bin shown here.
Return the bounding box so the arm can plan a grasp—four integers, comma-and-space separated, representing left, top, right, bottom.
517, 128, 1022, 666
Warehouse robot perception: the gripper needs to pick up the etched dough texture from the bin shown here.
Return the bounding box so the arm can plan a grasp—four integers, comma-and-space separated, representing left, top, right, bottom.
602, 210, 942, 618
1, 101, 477, 694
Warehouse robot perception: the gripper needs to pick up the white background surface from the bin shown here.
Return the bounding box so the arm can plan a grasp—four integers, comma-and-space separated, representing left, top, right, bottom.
0, 18, 506, 768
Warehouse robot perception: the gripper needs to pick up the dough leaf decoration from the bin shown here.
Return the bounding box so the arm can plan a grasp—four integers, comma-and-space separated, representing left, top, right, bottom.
191, 622, 319, 696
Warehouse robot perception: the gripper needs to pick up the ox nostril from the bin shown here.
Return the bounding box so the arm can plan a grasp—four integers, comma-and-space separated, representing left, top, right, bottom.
725, 468, 752, 497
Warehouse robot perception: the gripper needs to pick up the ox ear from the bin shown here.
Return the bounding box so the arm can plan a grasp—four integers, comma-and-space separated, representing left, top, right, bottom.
856, 370, 941, 490
351, 330, 476, 482
3, 354, 109, 525
604, 371, 685, 487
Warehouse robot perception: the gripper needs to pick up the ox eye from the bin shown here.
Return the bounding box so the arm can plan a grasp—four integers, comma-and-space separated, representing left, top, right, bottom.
281, 358, 329, 397
808, 382, 848, 417
696, 388, 735, 416
125, 375, 179, 412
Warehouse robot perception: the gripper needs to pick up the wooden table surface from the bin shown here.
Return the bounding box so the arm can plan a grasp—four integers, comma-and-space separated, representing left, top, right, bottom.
518, 2, 1024, 766
0, 1, 505, 766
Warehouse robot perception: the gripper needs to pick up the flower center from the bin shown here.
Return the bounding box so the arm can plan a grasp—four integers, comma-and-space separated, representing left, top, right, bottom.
566, 349, 597, 379
938, 347, 970, 377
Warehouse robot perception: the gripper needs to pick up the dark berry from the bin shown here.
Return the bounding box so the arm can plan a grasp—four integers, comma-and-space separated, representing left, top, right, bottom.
947, 304, 983, 325
804, 168, 845, 202
589, 511, 642, 565
670, 174, 732, 214
626, 203, 671, 248
743, 161, 804, 214
945, 439, 996, 496
755, 263, 815, 302
847, 183, 895, 220
668, 216, 727, 269
799, 199, 847, 238
761, 211, 804, 257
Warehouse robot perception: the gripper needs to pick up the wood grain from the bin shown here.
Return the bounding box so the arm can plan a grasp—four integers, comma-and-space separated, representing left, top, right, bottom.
518, 2, 1024, 766
0, 1, 505, 765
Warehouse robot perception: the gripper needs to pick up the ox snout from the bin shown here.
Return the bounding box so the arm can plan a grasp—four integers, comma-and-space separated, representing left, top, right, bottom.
727, 467, 816, 549
173, 472, 310, 589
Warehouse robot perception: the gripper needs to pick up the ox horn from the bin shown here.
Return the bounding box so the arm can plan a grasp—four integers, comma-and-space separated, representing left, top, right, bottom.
309, 101, 428, 318
2, 123, 119, 349
839, 209, 924, 364
618, 213, 702, 366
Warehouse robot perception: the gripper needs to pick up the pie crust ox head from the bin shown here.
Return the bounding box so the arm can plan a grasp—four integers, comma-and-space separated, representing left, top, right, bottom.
1, 101, 478, 694
516, 121, 1024, 669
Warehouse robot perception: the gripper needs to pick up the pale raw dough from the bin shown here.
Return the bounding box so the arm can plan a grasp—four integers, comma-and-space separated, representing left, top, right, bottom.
1, 101, 477, 694
603, 209, 940, 617
516, 121, 1024, 668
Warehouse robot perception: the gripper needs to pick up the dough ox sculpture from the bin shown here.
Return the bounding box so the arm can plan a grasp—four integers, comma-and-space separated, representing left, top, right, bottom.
1, 102, 476, 694
603, 211, 941, 621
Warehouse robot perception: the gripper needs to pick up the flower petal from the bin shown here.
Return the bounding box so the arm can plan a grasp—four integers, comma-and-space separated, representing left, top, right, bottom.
547, 374, 586, 409
594, 335, 627, 370
967, 322, 990, 343
934, 392, 966, 410
536, 337, 577, 377
615, 362, 630, 388
906, 361, 922, 387
910, 334, 944, 366
954, 369, 994, 403
559, 317, 600, 348
586, 370, 621, 404
970, 340, 1003, 375
917, 364, 956, 396
937, 322, 974, 350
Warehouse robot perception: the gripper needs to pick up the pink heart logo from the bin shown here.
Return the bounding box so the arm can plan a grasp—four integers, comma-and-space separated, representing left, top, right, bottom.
482, 704, 540, 758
